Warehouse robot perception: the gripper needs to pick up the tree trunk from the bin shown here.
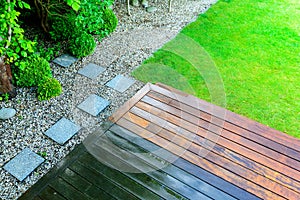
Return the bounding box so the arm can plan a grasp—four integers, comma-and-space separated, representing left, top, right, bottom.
0, 56, 16, 97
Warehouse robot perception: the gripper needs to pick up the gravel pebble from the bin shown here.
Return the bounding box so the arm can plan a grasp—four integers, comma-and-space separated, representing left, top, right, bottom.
0, 0, 217, 199
0, 108, 16, 120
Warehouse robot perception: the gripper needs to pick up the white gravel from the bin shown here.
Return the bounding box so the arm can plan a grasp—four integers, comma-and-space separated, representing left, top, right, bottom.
0, 0, 217, 199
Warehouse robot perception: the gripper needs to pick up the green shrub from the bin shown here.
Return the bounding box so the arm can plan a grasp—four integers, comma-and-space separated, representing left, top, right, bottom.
14, 55, 52, 87
99, 8, 118, 39
68, 31, 96, 58
37, 77, 62, 101
75, 0, 114, 35
49, 12, 77, 41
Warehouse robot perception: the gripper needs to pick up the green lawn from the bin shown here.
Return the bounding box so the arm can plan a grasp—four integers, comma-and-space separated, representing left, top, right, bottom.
132, 0, 300, 138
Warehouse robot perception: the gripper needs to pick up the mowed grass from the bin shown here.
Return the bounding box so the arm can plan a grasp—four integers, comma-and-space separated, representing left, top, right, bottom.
132, 0, 300, 137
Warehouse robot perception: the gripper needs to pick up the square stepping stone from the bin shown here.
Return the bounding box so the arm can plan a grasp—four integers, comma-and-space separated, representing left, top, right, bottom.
53, 54, 77, 67
78, 63, 105, 79
106, 75, 136, 93
45, 118, 81, 145
77, 94, 110, 117
3, 148, 44, 181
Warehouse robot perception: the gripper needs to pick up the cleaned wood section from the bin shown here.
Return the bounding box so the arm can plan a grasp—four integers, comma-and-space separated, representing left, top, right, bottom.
110, 83, 300, 200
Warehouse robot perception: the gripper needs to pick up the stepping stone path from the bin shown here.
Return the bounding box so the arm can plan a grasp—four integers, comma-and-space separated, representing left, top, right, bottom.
53, 54, 77, 68
4, 59, 136, 181
0, 108, 16, 120
44, 118, 81, 145
78, 63, 105, 79
77, 94, 110, 117
3, 148, 44, 181
106, 75, 136, 93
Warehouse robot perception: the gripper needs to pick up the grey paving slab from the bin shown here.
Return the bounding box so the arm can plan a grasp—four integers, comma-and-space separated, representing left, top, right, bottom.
53, 54, 77, 67
3, 148, 44, 181
78, 63, 105, 79
44, 118, 81, 145
77, 94, 110, 117
105, 75, 136, 93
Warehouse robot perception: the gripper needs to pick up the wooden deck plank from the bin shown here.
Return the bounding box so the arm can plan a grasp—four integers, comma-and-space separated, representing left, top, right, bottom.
127, 106, 300, 193
19, 144, 87, 200
59, 168, 115, 200
49, 177, 93, 200
131, 98, 300, 191
76, 154, 163, 200
109, 83, 151, 123
68, 161, 139, 200
122, 111, 300, 199
133, 101, 300, 182
154, 83, 300, 151
109, 124, 260, 200
88, 131, 215, 200
116, 117, 286, 200
38, 186, 66, 200
108, 126, 239, 200
146, 91, 300, 163
20, 83, 300, 200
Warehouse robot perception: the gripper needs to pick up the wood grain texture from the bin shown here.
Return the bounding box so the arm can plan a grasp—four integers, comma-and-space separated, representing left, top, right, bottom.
116, 118, 285, 200
127, 105, 300, 193
122, 112, 300, 199
146, 91, 300, 161
111, 83, 300, 200
153, 83, 300, 151
109, 83, 151, 123
133, 100, 300, 182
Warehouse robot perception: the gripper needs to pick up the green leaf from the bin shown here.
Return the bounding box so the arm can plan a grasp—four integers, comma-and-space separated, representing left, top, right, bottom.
17, 1, 23, 9
21, 51, 27, 57
72, 3, 80, 11
23, 2, 30, 9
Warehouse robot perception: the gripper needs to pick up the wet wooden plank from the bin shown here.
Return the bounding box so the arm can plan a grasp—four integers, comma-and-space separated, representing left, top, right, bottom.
153, 83, 300, 151
59, 168, 115, 200
133, 101, 300, 182
101, 131, 212, 200
49, 177, 93, 200
19, 144, 87, 200
123, 111, 300, 199
68, 161, 133, 200
108, 126, 237, 200
77, 147, 192, 200
76, 154, 163, 200
146, 91, 300, 162
116, 117, 288, 200
132, 100, 300, 192
109, 124, 260, 200
38, 186, 66, 200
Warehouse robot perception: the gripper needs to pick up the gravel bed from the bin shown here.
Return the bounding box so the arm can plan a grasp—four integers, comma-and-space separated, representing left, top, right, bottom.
0, 0, 217, 199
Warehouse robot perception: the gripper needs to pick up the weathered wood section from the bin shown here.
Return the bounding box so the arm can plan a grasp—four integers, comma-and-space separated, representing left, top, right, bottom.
20, 83, 300, 200
110, 83, 300, 200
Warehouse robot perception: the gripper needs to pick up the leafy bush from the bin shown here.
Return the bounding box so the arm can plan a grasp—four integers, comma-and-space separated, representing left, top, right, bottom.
49, 12, 77, 41
68, 31, 96, 58
0, 1, 35, 64
37, 77, 62, 101
98, 8, 118, 39
14, 55, 52, 87
75, 0, 114, 35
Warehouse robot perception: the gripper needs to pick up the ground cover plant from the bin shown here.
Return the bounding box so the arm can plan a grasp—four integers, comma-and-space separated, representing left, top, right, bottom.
132, 0, 300, 137
0, 0, 118, 100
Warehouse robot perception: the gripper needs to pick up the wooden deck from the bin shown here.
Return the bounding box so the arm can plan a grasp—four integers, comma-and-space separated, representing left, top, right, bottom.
20, 83, 300, 200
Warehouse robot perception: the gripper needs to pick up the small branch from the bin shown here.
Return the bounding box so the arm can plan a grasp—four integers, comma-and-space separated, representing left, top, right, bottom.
5, 0, 12, 49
